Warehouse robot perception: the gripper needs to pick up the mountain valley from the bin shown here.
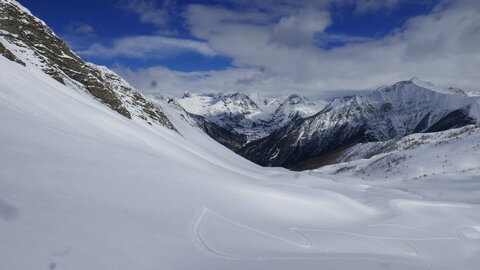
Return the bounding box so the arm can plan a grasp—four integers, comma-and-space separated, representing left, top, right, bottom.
1, 1, 480, 269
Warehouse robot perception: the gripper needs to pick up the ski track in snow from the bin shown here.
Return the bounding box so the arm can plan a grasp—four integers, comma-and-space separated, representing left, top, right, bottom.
193, 207, 468, 261
191, 209, 460, 270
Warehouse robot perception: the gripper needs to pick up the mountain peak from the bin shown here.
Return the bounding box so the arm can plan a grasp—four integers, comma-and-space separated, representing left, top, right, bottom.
285, 94, 304, 104
383, 78, 468, 97
224, 92, 250, 100
241, 79, 479, 168
1, 0, 33, 16
412, 79, 467, 96
182, 91, 193, 98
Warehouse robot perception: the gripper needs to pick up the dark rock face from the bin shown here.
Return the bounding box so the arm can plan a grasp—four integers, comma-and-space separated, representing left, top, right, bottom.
240, 115, 372, 168
425, 109, 475, 133
240, 81, 480, 169
0, 2, 127, 116
0, 41, 24, 66
189, 114, 247, 151
0, 1, 175, 130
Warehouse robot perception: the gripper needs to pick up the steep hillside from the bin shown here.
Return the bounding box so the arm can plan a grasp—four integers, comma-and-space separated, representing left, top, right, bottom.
151, 95, 247, 151
241, 79, 480, 168
0, 0, 175, 129
302, 125, 480, 172
313, 125, 480, 203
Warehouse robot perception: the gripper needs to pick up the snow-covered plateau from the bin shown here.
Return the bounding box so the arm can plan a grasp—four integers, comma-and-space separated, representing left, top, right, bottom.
1, 0, 479, 269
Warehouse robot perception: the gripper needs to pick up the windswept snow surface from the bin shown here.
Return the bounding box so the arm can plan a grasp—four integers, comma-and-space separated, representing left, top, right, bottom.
1, 54, 480, 270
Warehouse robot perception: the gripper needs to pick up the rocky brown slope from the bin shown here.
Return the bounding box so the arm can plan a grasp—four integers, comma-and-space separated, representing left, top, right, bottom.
0, 0, 175, 130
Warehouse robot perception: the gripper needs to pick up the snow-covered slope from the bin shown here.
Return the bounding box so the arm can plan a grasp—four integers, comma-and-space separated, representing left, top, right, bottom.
150, 94, 247, 150
1, 1, 480, 270
177, 92, 326, 140
241, 79, 480, 168
314, 124, 480, 201
0, 0, 175, 129
316, 125, 480, 177
2, 53, 480, 269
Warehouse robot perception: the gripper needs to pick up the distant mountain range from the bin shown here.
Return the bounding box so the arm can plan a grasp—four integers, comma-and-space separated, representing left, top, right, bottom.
176, 92, 327, 141
2, 0, 478, 172
164, 79, 480, 169
241, 79, 480, 168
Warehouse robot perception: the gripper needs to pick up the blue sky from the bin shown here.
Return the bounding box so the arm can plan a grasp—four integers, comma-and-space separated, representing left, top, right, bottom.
16, 0, 480, 97
18, 0, 435, 70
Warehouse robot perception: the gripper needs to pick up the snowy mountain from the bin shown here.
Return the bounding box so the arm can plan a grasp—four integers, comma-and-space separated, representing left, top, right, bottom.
314, 124, 480, 190
240, 78, 480, 168
0, 0, 175, 130
2, 1, 480, 270
177, 91, 326, 141
150, 94, 247, 150
301, 124, 480, 172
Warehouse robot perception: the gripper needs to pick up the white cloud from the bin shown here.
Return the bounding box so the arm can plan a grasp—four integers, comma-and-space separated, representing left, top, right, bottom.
75, 24, 95, 34
79, 35, 216, 59
117, 0, 176, 30
270, 9, 331, 48
116, 0, 480, 97
351, 0, 402, 13
115, 65, 267, 96
316, 33, 374, 46
65, 22, 96, 35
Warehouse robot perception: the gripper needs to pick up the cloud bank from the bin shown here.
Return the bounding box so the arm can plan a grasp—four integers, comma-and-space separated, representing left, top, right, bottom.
79, 35, 216, 59
112, 0, 480, 97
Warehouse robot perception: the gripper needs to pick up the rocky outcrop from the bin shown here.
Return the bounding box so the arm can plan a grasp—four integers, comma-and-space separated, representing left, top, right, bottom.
0, 41, 24, 66
189, 113, 247, 151
0, 0, 175, 130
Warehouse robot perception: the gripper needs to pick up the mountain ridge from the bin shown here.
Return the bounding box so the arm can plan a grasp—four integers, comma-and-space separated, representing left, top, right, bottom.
0, 0, 176, 130
176, 91, 327, 141
239, 79, 480, 168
